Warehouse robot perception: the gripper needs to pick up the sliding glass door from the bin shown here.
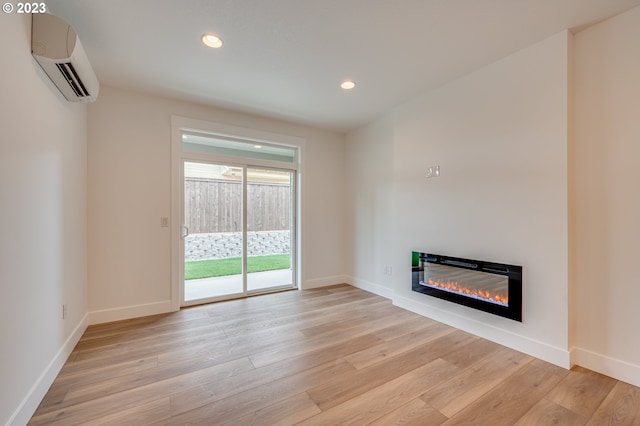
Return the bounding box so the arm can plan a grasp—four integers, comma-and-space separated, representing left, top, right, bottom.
183, 161, 244, 302
246, 167, 294, 292
182, 161, 295, 305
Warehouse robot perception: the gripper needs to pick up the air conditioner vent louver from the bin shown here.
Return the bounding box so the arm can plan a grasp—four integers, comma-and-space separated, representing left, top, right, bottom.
32, 13, 99, 103
56, 62, 90, 98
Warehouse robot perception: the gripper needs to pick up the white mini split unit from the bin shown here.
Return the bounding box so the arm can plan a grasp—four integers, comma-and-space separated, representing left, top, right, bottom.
31, 13, 99, 103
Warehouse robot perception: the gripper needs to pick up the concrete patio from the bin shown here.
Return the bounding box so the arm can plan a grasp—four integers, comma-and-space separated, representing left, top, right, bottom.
184, 268, 294, 301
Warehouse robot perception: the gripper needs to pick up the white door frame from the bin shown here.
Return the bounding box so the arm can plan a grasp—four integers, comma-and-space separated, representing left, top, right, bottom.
170, 116, 305, 311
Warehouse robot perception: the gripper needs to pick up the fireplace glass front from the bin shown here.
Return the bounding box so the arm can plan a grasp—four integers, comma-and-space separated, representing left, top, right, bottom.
412, 252, 522, 321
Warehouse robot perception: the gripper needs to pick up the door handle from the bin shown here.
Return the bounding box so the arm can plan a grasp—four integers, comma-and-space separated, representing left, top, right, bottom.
181, 225, 190, 239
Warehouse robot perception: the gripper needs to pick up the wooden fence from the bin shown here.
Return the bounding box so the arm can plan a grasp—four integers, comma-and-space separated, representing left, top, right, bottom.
184, 178, 291, 233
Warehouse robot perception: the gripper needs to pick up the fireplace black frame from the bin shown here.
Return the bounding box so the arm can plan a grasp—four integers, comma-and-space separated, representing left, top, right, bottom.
412, 252, 522, 322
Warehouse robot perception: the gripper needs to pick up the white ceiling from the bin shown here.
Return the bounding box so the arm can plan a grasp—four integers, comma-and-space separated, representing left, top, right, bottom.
46, 0, 640, 133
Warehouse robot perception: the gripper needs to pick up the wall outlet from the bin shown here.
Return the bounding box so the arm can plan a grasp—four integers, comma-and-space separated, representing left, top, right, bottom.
382, 265, 393, 275
62, 304, 67, 320
160, 217, 169, 227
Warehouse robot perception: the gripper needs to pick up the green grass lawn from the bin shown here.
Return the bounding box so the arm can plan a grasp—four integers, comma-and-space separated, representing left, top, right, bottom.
185, 254, 291, 280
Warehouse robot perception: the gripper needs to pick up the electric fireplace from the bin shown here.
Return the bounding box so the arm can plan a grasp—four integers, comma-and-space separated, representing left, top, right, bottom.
412, 252, 522, 321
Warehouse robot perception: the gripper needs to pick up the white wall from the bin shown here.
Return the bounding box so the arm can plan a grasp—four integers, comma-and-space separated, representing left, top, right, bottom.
87, 86, 345, 322
0, 14, 88, 425
572, 6, 640, 386
346, 5, 640, 387
345, 115, 395, 298
347, 31, 572, 367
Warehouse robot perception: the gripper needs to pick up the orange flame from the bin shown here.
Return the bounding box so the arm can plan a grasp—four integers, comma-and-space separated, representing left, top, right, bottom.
426, 278, 508, 305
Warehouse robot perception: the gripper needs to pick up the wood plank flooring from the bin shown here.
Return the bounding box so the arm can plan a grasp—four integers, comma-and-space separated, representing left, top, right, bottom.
29, 285, 640, 425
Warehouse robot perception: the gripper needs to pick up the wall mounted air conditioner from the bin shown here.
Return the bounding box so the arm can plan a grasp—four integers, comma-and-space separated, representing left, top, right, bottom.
31, 13, 99, 103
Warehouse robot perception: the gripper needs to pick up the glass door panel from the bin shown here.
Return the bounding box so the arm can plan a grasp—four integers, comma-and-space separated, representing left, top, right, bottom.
246, 168, 295, 292
183, 161, 244, 303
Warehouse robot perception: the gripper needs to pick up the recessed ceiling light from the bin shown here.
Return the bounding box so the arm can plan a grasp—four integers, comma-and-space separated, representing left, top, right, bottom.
341, 80, 356, 90
254, 145, 262, 149
201, 33, 223, 48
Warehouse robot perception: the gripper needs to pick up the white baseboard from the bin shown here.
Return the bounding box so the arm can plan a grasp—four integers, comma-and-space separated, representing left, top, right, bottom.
88, 300, 172, 325
344, 276, 394, 300
301, 275, 349, 290
343, 276, 570, 368
8, 314, 88, 426
571, 347, 640, 388
393, 294, 571, 369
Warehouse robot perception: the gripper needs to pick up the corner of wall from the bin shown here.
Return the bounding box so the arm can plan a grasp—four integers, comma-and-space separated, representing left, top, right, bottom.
345, 276, 394, 300
571, 347, 640, 388
566, 27, 577, 353
303, 275, 350, 290
8, 315, 88, 426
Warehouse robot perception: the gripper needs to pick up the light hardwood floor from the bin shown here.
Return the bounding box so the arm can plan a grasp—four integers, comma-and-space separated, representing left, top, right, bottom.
30, 285, 640, 425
